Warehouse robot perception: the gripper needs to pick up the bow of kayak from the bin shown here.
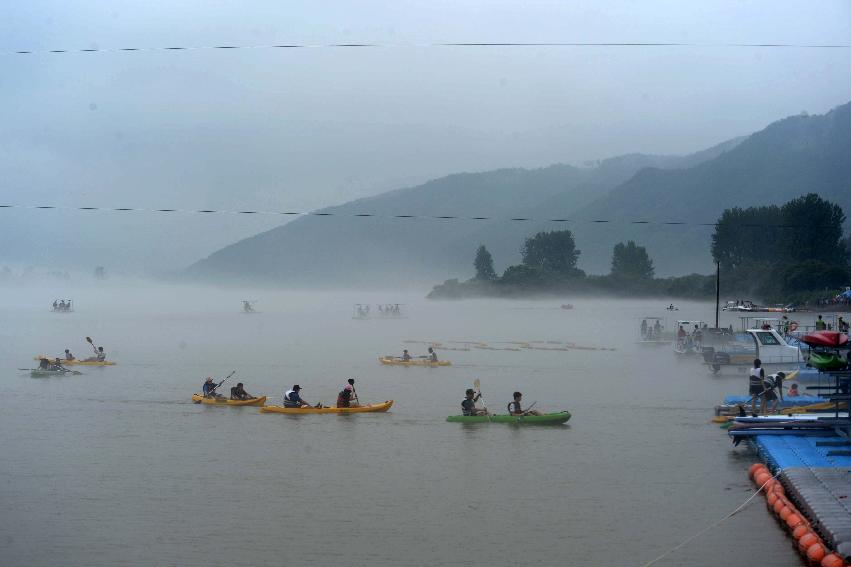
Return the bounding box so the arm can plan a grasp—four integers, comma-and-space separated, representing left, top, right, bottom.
260, 400, 394, 414
446, 411, 570, 425
191, 394, 267, 406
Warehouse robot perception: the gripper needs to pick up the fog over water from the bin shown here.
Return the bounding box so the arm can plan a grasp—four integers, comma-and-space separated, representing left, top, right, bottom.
0, 282, 802, 566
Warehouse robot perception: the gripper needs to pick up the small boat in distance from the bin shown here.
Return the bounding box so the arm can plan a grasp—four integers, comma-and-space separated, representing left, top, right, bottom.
722, 299, 796, 313
50, 299, 74, 313
673, 320, 706, 355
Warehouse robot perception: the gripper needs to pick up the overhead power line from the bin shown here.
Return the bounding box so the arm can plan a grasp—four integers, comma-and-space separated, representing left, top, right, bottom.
0, 203, 806, 228
5, 41, 851, 56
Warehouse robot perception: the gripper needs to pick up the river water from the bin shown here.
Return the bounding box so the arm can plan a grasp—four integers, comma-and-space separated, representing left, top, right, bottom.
0, 283, 803, 566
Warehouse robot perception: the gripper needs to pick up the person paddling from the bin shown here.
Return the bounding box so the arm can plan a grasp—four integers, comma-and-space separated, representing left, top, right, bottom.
230, 382, 254, 400
508, 391, 541, 416
337, 384, 356, 408
283, 385, 318, 408
427, 347, 438, 362
64, 349, 75, 361
83, 344, 106, 362
462, 388, 487, 416
401, 349, 412, 362
38, 357, 51, 370
202, 377, 224, 398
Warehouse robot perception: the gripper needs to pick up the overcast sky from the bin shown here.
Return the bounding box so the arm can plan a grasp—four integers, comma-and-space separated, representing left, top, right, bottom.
2, 1, 850, 271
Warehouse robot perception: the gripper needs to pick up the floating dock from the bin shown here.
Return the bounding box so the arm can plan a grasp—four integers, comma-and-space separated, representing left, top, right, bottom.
727, 370, 851, 564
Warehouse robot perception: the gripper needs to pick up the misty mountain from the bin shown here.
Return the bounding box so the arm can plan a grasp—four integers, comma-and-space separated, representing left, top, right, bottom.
188, 100, 851, 285
570, 100, 851, 274
186, 137, 743, 286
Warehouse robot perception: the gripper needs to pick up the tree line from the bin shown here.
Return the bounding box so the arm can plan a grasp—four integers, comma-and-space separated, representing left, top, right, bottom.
429, 193, 849, 301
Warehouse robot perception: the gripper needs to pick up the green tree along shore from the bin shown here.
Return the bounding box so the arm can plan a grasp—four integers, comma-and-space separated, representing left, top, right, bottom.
428, 193, 850, 301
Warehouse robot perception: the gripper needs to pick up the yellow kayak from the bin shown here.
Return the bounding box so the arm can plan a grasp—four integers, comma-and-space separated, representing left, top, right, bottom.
378, 357, 451, 367
192, 394, 267, 406
260, 400, 394, 414
33, 355, 116, 366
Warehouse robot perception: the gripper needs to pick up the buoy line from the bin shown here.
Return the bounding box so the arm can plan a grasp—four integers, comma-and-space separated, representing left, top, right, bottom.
638, 469, 781, 567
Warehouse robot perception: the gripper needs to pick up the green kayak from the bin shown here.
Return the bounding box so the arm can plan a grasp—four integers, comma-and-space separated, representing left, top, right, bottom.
809, 352, 847, 371
446, 411, 570, 425
29, 368, 81, 377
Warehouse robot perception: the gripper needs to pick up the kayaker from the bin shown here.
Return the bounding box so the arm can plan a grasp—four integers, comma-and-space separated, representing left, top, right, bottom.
461, 388, 487, 416
230, 382, 253, 400
51, 358, 67, 372
337, 384, 356, 408
507, 392, 541, 416
401, 349, 412, 362
428, 347, 438, 362
749, 359, 765, 415
64, 349, 74, 361
83, 346, 106, 362
202, 377, 224, 398
283, 385, 311, 408
38, 357, 50, 370
788, 383, 800, 397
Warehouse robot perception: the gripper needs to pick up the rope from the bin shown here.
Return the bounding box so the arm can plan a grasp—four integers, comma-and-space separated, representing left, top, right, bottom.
0, 203, 815, 228
6, 41, 850, 57
639, 469, 781, 567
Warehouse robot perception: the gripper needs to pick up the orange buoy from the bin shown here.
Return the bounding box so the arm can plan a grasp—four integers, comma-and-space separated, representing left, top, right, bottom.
793, 525, 811, 540
820, 553, 844, 567
774, 498, 788, 514
807, 543, 827, 564
749, 463, 766, 478
786, 513, 805, 529
780, 506, 793, 521
799, 532, 820, 554
767, 491, 779, 506
772, 483, 786, 496
756, 471, 772, 486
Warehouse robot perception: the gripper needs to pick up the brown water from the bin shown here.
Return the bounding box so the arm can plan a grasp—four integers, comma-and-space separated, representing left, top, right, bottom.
0, 284, 803, 566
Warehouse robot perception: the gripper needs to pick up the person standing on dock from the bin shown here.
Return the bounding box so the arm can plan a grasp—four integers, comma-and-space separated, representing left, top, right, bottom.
749, 359, 765, 415
816, 315, 827, 331
839, 316, 849, 333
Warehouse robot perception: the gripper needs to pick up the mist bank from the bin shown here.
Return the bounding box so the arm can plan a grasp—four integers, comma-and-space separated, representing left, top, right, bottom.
187, 100, 851, 287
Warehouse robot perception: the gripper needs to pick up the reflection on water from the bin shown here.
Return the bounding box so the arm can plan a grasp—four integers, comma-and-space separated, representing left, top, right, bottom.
0, 283, 801, 566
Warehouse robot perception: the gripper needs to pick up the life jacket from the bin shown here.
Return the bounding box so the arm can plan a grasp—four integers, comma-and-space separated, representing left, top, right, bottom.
284, 389, 300, 407
337, 390, 351, 408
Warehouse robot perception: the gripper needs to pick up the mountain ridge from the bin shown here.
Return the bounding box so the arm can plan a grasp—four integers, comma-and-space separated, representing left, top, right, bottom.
188, 100, 851, 286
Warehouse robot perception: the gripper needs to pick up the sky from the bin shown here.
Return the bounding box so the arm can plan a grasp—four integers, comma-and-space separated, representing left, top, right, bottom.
1, 0, 850, 272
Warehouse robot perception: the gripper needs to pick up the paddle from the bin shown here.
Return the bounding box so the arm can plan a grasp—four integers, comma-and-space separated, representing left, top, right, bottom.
210, 371, 236, 396
86, 336, 98, 356
348, 378, 360, 405
523, 401, 538, 416
473, 379, 489, 417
